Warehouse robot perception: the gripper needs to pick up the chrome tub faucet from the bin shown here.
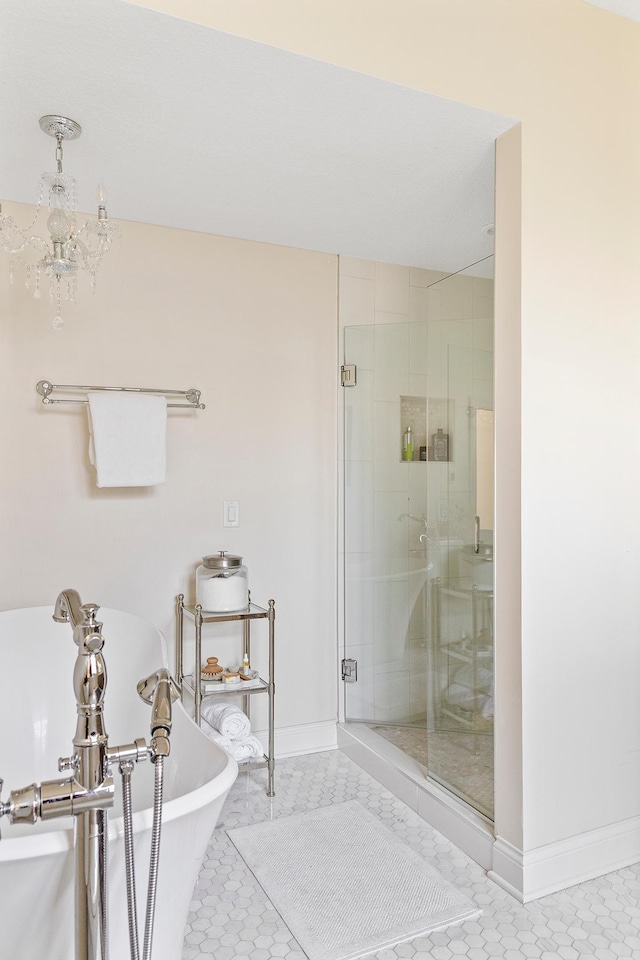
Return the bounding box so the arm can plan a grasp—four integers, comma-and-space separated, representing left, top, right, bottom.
0, 590, 168, 960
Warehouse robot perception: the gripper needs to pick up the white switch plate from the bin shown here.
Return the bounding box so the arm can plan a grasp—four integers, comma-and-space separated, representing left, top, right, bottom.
224, 500, 240, 527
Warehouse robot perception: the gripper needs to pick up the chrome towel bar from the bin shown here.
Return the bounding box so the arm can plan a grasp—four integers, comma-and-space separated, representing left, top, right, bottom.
36, 380, 205, 410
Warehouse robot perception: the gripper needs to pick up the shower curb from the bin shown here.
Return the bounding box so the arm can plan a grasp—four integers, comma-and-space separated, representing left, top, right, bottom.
337, 722, 494, 871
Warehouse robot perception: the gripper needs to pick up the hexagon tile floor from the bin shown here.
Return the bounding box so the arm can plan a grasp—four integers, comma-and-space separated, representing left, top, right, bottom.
183, 750, 640, 960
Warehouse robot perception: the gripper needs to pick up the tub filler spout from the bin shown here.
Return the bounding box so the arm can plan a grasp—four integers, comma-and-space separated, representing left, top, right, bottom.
53, 587, 85, 626
54, 589, 106, 652
0, 591, 156, 960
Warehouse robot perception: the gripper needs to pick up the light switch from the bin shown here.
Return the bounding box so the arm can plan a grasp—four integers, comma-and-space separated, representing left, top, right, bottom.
224, 500, 240, 527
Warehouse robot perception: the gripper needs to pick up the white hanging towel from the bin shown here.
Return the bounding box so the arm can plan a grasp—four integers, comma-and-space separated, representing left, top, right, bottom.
87, 392, 167, 487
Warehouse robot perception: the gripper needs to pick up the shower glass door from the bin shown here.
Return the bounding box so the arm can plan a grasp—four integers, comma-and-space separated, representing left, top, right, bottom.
343, 262, 494, 820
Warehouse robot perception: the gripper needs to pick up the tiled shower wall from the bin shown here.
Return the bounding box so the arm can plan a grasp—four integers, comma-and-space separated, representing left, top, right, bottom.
339, 256, 493, 724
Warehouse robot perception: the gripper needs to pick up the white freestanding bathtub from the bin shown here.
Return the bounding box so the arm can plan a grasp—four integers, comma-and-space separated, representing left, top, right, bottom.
0, 605, 238, 960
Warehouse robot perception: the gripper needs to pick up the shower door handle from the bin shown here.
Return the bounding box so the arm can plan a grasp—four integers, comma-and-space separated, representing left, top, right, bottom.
474, 516, 480, 554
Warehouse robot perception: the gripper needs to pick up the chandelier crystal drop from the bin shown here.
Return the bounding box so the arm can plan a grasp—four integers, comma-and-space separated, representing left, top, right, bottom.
0, 115, 120, 329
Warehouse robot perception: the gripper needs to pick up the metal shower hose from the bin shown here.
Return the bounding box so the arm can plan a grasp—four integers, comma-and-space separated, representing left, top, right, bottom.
120, 754, 166, 960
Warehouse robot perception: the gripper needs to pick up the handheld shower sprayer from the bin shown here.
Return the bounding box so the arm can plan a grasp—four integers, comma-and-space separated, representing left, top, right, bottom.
131, 667, 180, 960
137, 669, 180, 758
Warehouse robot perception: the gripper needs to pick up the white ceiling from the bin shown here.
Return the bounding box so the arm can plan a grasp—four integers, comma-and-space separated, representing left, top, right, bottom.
0, 0, 515, 273
583, 0, 640, 23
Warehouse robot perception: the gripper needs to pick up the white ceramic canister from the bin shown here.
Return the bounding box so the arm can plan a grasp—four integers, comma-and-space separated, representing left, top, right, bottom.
196, 551, 249, 612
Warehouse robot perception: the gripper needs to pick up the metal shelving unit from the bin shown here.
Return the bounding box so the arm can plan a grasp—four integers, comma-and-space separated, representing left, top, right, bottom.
175, 593, 276, 797
433, 578, 493, 734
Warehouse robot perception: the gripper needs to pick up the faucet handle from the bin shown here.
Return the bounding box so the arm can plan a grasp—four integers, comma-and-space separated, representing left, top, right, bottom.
58, 754, 79, 774
76, 603, 104, 651
81, 603, 101, 625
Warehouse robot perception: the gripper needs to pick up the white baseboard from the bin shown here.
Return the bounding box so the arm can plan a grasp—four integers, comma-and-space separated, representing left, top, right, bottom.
488, 837, 524, 899
491, 816, 640, 901
254, 720, 338, 759
338, 723, 640, 902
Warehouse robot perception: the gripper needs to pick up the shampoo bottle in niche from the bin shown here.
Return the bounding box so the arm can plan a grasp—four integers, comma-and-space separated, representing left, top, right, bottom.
402, 426, 414, 461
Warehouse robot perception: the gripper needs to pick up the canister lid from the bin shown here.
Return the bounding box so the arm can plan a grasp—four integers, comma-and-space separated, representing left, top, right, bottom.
202, 550, 243, 570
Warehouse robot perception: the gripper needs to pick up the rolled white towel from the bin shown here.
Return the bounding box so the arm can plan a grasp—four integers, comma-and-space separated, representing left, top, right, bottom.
200, 701, 251, 740
452, 664, 493, 692
199, 721, 233, 751
200, 719, 264, 762
445, 683, 476, 709
229, 735, 264, 762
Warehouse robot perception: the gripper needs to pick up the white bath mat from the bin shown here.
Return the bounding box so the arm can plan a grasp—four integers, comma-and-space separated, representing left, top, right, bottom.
227, 800, 480, 960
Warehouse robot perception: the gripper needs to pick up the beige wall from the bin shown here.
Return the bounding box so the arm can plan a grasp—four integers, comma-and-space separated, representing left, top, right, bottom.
127, 0, 640, 860
0, 201, 338, 747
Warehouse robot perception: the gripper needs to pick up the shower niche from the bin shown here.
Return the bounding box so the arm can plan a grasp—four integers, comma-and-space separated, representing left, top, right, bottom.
400, 395, 453, 462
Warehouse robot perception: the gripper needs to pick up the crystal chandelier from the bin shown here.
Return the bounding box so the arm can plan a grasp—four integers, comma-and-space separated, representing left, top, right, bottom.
0, 115, 119, 329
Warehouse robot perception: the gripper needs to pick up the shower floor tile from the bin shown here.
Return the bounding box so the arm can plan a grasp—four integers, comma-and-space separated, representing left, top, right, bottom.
183, 750, 640, 960
370, 722, 494, 819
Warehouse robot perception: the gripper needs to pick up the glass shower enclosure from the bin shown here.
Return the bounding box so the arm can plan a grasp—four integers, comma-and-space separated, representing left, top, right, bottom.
342, 262, 494, 820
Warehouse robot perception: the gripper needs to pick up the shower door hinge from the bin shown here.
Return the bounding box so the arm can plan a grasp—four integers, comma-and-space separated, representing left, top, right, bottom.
341, 658, 357, 682
341, 364, 357, 387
